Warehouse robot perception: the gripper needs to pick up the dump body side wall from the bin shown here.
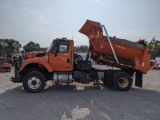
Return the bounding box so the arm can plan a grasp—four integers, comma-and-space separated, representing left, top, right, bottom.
79, 20, 151, 73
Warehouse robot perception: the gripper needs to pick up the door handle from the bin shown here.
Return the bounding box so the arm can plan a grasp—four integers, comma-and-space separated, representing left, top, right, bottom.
67, 58, 70, 63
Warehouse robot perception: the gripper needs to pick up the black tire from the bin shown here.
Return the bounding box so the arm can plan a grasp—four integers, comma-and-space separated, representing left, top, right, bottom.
23, 71, 46, 93
112, 72, 132, 91
103, 72, 112, 88
104, 71, 118, 88
104, 77, 113, 88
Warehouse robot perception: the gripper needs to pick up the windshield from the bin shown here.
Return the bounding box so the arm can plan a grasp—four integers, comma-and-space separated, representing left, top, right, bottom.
46, 40, 54, 52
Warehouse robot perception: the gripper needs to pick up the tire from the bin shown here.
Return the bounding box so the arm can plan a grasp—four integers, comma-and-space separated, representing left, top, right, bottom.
103, 72, 112, 87
112, 72, 133, 91
104, 76, 113, 88
104, 71, 118, 88
23, 71, 46, 93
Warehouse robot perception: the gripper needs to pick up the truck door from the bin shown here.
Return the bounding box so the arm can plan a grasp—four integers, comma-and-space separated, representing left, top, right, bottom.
49, 40, 73, 71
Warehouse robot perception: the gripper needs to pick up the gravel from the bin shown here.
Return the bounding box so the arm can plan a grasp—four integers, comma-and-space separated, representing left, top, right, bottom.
0, 68, 160, 120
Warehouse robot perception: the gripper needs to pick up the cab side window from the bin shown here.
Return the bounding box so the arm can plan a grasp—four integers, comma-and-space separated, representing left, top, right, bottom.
59, 41, 69, 52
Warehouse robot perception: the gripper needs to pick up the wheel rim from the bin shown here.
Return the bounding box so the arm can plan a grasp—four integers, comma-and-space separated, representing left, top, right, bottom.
28, 77, 41, 89
118, 77, 129, 88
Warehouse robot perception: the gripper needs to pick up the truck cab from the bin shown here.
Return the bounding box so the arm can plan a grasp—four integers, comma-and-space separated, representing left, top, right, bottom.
47, 38, 74, 71
12, 38, 74, 81
19, 38, 74, 72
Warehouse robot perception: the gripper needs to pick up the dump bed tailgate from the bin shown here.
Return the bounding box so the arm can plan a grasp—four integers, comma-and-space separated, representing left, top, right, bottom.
79, 20, 101, 37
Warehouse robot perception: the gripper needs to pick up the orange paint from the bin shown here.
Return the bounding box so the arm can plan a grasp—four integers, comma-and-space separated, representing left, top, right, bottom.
79, 20, 151, 73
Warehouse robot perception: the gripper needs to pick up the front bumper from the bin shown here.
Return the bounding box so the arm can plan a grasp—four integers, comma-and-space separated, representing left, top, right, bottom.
11, 71, 22, 83
11, 58, 22, 83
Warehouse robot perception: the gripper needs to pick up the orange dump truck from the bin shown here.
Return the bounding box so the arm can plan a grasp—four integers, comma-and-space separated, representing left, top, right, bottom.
11, 20, 157, 93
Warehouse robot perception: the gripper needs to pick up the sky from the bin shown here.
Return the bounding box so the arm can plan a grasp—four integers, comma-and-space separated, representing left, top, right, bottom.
0, 0, 159, 47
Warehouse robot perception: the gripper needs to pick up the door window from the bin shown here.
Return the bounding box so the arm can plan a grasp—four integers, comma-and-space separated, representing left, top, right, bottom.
58, 41, 69, 52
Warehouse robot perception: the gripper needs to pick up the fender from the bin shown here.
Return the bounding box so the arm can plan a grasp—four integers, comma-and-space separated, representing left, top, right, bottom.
20, 58, 53, 72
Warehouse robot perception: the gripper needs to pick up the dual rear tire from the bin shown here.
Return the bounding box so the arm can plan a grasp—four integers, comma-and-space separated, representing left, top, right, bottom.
105, 71, 133, 91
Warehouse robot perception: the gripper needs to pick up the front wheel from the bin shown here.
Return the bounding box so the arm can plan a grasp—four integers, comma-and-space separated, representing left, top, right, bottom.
112, 72, 133, 91
23, 71, 46, 93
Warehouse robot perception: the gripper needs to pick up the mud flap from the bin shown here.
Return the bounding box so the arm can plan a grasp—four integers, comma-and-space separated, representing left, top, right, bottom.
135, 71, 143, 87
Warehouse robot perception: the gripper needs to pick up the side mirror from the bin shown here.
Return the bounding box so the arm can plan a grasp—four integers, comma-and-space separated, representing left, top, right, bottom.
52, 39, 59, 57
53, 46, 59, 57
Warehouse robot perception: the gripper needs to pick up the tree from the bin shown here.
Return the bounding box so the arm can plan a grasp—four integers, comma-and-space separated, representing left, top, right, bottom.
23, 41, 41, 52
0, 39, 4, 56
39, 47, 47, 52
0, 39, 21, 56
147, 37, 160, 58
74, 45, 88, 52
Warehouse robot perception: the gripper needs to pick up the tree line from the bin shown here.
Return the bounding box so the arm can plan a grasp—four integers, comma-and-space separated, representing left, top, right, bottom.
0, 39, 45, 57
74, 45, 88, 52
147, 37, 160, 59
0, 38, 160, 59
0, 39, 89, 57
0, 39, 21, 57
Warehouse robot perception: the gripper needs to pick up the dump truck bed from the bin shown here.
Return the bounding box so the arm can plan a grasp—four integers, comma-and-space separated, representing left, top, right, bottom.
79, 20, 151, 73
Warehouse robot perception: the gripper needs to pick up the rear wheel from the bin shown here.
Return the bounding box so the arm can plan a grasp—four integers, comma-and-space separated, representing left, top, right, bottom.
104, 77, 113, 88
112, 72, 132, 91
23, 71, 46, 93
104, 71, 119, 88
104, 72, 113, 88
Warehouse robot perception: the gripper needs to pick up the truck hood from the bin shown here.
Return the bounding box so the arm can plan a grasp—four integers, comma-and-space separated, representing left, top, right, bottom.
24, 51, 46, 59
20, 54, 49, 71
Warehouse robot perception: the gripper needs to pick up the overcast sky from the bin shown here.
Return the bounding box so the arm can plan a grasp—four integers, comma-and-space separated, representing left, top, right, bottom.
0, 0, 159, 47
